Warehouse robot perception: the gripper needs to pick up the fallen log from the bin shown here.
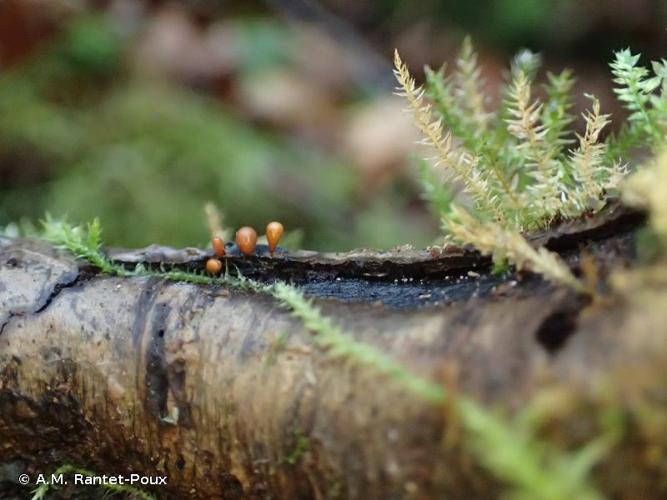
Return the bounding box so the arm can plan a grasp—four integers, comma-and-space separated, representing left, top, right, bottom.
0, 206, 665, 499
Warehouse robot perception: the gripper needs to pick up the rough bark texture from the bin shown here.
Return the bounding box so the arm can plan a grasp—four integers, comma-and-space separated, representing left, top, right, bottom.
0, 207, 666, 499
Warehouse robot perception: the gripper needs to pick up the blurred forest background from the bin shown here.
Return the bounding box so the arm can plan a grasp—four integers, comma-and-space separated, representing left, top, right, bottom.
1, 0, 665, 251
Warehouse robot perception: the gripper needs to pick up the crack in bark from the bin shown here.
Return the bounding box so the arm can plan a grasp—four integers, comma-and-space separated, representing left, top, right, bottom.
0, 314, 15, 337
144, 300, 171, 422
0, 270, 83, 337
34, 272, 84, 314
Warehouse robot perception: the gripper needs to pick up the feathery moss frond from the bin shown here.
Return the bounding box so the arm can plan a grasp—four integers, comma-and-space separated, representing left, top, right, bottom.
42, 215, 116, 274
443, 205, 587, 293
542, 69, 576, 153
568, 96, 612, 211
424, 53, 526, 221
422, 38, 493, 148
394, 50, 505, 222
424, 64, 469, 144
510, 49, 542, 81
453, 36, 492, 132
610, 49, 666, 153
272, 281, 447, 404
418, 159, 455, 219
506, 70, 565, 219
41, 215, 268, 292
399, 39, 665, 236
650, 59, 667, 135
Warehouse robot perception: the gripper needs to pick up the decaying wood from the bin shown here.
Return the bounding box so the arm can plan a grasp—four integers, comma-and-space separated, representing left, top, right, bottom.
0, 206, 665, 499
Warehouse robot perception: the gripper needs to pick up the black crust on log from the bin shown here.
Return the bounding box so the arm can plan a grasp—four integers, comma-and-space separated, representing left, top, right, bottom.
106, 204, 645, 308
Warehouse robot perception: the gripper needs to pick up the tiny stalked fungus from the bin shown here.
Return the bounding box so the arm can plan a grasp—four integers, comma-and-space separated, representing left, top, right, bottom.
206, 258, 223, 275
211, 236, 226, 258
266, 221, 284, 254
235, 226, 258, 256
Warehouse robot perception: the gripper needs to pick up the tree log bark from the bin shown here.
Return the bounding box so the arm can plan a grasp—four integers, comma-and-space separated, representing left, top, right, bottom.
0, 208, 666, 499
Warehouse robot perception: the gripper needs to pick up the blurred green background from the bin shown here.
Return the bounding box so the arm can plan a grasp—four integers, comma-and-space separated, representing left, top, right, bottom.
1, 0, 665, 250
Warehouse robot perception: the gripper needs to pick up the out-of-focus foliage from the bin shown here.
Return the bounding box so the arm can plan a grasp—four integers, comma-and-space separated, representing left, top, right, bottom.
624, 149, 667, 248
426, 0, 572, 48
327, 0, 667, 62
2, 0, 666, 252
0, 14, 433, 250
609, 50, 667, 158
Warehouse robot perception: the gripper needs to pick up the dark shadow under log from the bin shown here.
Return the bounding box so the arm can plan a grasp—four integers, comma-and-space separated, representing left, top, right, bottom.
0, 206, 666, 499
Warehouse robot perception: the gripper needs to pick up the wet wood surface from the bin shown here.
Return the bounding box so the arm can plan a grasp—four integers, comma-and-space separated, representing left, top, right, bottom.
1, 205, 665, 499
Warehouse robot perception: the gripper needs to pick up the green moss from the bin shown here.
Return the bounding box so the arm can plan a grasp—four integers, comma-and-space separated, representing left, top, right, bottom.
400, 40, 667, 235
285, 433, 310, 465
42, 217, 610, 499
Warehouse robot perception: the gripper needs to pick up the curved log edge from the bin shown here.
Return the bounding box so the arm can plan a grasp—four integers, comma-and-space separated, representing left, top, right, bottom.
108, 203, 644, 308
1, 205, 666, 499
